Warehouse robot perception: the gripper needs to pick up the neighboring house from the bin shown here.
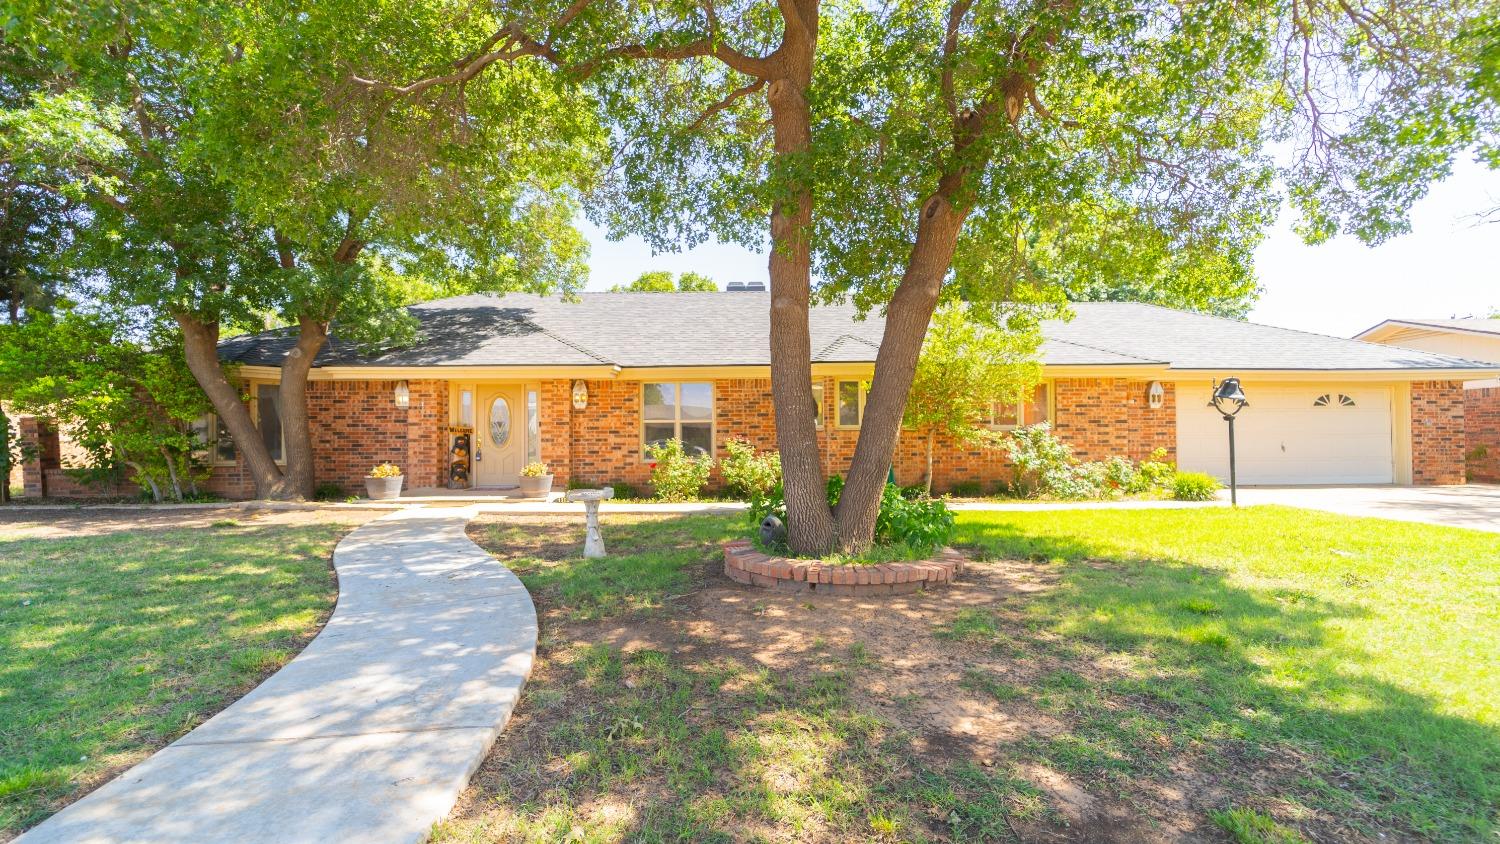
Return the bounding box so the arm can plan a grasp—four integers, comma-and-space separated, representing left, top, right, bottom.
1356, 318, 1500, 482
19, 294, 1497, 498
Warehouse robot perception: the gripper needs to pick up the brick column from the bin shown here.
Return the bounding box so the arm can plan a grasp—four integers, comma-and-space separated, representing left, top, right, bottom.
1411, 380, 1465, 485
18, 416, 59, 498
1464, 387, 1500, 483
538, 380, 574, 486
404, 380, 448, 489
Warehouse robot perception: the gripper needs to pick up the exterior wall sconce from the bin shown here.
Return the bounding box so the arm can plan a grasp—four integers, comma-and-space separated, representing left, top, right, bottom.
393, 380, 410, 409
1147, 381, 1165, 409
571, 380, 589, 410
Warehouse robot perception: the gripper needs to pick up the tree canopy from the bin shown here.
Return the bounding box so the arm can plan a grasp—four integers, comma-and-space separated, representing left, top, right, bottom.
379, 0, 1494, 552
1, 0, 603, 499
904, 303, 1044, 493
609, 270, 720, 291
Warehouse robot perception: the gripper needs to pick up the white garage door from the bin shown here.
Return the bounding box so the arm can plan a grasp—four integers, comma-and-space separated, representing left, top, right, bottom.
1176, 384, 1394, 484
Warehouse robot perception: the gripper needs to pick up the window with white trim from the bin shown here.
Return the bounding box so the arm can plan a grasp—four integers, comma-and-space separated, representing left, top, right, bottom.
836, 380, 867, 427
987, 384, 1050, 430
257, 384, 285, 462
812, 383, 825, 429
642, 382, 713, 457
190, 414, 239, 464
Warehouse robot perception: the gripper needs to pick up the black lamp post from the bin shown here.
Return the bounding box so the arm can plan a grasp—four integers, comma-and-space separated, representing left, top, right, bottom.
1209, 378, 1249, 505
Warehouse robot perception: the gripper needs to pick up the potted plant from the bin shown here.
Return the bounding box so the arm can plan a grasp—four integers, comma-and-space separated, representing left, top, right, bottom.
518, 461, 554, 499
365, 463, 404, 500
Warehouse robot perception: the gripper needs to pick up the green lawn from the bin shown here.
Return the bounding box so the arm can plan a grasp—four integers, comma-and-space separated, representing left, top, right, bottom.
954, 506, 1500, 840
0, 522, 345, 836
446, 507, 1498, 842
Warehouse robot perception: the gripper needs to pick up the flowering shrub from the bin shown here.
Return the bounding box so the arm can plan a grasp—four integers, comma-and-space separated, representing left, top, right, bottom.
720, 438, 781, 500
646, 438, 713, 501
1005, 426, 1177, 499
1004, 424, 1101, 499
367, 462, 402, 478
520, 461, 550, 478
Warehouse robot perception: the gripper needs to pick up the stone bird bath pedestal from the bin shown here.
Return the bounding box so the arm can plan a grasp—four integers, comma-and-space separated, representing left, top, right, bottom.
565, 487, 615, 558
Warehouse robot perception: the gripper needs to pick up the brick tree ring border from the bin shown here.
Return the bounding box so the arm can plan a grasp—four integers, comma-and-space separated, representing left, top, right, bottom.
722, 540, 967, 596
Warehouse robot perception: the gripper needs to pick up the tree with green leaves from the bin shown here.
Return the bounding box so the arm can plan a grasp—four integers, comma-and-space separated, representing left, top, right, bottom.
374, 0, 1493, 553
609, 270, 720, 291
2, 0, 600, 499
0, 307, 211, 502
904, 303, 1043, 494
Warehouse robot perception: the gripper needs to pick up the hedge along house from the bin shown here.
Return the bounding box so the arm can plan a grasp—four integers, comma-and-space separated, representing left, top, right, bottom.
146, 291, 1495, 501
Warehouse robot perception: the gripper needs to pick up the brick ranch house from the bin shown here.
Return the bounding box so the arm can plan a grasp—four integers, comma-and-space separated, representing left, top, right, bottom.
1356, 317, 1500, 483
18, 293, 1498, 498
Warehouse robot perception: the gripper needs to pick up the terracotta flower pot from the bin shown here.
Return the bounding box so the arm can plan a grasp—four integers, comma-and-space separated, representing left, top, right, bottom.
365, 475, 404, 501
518, 474, 553, 499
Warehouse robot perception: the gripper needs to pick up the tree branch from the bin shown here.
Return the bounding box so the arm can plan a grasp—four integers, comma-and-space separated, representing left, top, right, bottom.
686, 77, 768, 130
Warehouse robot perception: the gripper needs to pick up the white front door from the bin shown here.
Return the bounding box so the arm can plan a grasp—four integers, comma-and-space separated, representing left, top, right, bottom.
475, 386, 525, 487
1176, 383, 1395, 484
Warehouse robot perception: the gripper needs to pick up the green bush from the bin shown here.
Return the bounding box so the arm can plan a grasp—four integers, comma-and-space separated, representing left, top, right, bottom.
872, 482, 954, 552
750, 475, 953, 554
1134, 447, 1176, 492
719, 438, 781, 500
947, 480, 983, 498
1004, 424, 1103, 499
313, 482, 345, 501
607, 481, 638, 500
1172, 471, 1222, 501
646, 438, 713, 502
1101, 456, 1137, 493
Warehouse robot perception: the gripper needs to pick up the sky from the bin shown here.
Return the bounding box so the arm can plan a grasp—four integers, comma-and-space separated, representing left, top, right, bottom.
582, 156, 1500, 340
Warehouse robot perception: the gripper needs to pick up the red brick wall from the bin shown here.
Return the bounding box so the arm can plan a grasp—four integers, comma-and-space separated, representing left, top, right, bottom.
1464, 387, 1500, 483
1411, 380, 1466, 485
11, 416, 140, 498
205, 379, 449, 498
540, 376, 1177, 495
1053, 378, 1176, 463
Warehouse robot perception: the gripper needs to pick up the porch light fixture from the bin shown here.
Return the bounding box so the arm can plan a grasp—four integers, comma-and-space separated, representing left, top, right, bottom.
393, 380, 410, 409
1147, 381, 1165, 409
1209, 378, 1248, 505
571, 380, 589, 410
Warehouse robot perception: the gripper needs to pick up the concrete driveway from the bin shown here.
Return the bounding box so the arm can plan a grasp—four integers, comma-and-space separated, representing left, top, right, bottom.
1233, 484, 1500, 533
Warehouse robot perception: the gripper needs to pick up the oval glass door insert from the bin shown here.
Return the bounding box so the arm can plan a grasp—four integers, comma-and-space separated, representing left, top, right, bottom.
489, 397, 511, 447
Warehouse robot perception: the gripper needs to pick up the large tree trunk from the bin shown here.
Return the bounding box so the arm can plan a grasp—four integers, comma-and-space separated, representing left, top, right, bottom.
765, 4, 836, 556
278, 316, 328, 499
834, 192, 968, 551
176, 311, 293, 499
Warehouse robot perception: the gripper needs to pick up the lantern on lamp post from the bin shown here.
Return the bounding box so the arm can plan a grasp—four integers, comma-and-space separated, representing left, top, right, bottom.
1209, 378, 1248, 505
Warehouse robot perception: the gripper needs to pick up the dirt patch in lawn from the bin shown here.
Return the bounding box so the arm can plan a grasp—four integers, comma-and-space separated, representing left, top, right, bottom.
440, 514, 1381, 843
0, 504, 388, 539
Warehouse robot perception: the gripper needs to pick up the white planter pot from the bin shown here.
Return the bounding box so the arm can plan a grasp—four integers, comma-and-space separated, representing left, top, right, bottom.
518, 474, 553, 499
365, 475, 404, 501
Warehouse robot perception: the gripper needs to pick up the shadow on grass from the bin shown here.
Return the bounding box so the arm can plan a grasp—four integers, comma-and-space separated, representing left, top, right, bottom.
954, 518, 1500, 841
444, 510, 1499, 842
0, 525, 341, 835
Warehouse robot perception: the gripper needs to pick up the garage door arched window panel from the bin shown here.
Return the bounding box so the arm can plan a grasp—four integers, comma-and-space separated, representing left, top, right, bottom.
1313, 393, 1356, 408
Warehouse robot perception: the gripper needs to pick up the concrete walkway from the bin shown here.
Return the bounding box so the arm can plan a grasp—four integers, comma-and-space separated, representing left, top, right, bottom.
19, 506, 537, 844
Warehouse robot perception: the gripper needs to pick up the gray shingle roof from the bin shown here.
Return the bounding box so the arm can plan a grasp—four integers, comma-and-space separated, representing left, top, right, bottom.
218, 292, 1496, 373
